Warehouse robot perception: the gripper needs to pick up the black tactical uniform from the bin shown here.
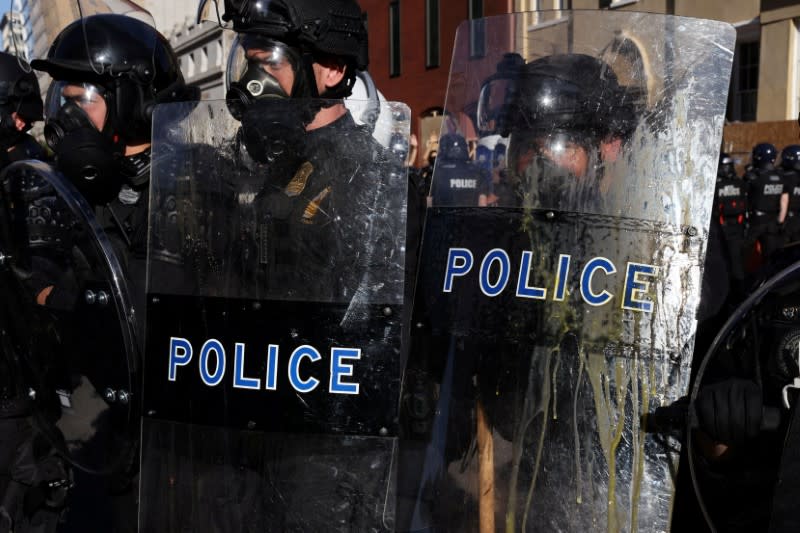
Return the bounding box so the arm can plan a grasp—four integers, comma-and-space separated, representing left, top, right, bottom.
29, 14, 195, 533
227, 110, 401, 301
0, 53, 71, 533
779, 145, 800, 244
429, 133, 491, 206
745, 143, 786, 263
713, 153, 746, 284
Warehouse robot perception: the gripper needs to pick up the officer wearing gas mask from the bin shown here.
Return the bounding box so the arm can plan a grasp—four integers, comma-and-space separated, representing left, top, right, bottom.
482, 53, 637, 210
26, 14, 194, 532
0, 52, 45, 169
216, 0, 401, 299
30, 14, 195, 317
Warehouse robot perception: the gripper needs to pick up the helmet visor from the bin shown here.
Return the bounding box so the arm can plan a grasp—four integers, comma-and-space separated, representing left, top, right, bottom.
45, 81, 108, 130
226, 34, 302, 96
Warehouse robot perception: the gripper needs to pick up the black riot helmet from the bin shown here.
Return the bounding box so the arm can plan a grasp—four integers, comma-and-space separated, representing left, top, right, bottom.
478, 53, 640, 209
30, 14, 195, 204
214, 0, 368, 109
438, 133, 469, 162
717, 152, 736, 178
480, 53, 638, 143
0, 52, 43, 141
751, 142, 777, 169
781, 144, 800, 171
32, 14, 191, 145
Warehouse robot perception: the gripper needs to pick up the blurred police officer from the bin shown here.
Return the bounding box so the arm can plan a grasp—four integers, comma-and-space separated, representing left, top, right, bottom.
29, 13, 195, 532
745, 143, 788, 263
713, 152, 746, 290
430, 133, 491, 206
779, 144, 800, 244
0, 52, 44, 169
0, 51, 63, 533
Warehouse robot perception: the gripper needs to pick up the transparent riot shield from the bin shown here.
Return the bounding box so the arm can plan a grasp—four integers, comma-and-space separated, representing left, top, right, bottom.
139, 97, 409, 531
403, 11, 735, 532
0, 161, 139, 476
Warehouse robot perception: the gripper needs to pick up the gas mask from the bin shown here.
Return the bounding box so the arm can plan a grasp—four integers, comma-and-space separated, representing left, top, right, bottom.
511, 132, 603, 212
44, 82, 126, 205
227, 36, 315, 167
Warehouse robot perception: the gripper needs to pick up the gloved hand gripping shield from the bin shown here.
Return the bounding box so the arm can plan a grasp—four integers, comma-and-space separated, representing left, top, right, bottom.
139, 96, 409, 531
0, 161, 138, 476
404, 11, 735, 532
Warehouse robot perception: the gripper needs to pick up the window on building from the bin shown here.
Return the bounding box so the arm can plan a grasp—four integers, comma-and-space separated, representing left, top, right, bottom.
426, 0, 440, 68
389, 1, 401, 77
187, 52, 196, 78
201, 46, 209, 72
216, 39, 223, 66
469, 0, 485, 58
727, 40, 759, 122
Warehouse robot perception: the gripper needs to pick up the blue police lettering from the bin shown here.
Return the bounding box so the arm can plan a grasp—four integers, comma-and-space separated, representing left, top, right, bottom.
167, 339, 362, 394
442, 247, 658, 312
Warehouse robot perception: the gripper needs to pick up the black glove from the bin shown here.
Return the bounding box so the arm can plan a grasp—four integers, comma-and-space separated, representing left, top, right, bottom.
695, 378, 762, 445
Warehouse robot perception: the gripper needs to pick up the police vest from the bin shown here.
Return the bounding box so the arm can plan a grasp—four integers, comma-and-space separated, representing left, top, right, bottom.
747, 167, 785, 215
433, 161, 488, 206
713, 176, 746, 219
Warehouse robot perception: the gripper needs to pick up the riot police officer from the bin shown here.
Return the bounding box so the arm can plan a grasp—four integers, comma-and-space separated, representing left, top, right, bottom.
745, 142, 788, 264
429, 133, 491, 206
28, 13, 195, 532
135, 2, 407, 530
31, 13, 194, 321
0, 52, 45, 169
779, 144, 800, 244
211, 0, 403, 300
713, 152, 747, 289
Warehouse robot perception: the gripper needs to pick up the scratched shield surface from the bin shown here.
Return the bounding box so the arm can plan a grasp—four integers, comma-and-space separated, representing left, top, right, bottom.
138, 98, 409, 532
401, 11, 735, 533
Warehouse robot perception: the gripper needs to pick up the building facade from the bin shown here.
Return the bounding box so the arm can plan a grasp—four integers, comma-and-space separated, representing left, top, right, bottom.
361, 0, 800, 164
1, 11, 30, 61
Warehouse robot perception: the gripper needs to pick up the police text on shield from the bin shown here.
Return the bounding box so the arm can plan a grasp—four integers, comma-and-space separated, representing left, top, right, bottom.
167, 338, 362, 394
443, 247, 658, 312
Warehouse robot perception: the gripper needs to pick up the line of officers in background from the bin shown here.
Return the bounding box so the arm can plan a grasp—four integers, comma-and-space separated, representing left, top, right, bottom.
714, 143, 800, 293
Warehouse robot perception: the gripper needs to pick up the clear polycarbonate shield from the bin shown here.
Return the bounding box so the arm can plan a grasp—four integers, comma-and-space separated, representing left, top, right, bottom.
0, 161, 138, 476
139, 97, 409, 531
403, 11, 735, 532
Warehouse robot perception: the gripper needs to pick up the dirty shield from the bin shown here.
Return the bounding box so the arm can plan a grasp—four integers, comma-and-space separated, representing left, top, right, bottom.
139, 98, 409, 531
403, 11, 735, 532
0, 161, 139, 476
